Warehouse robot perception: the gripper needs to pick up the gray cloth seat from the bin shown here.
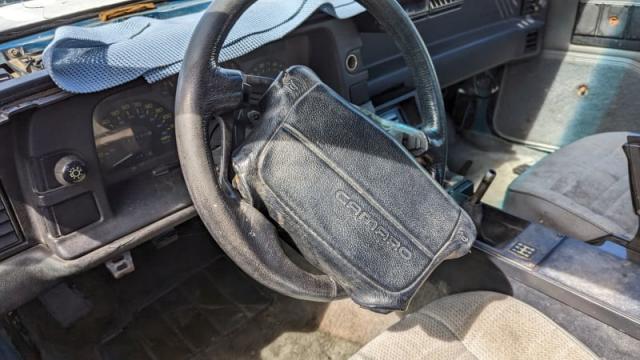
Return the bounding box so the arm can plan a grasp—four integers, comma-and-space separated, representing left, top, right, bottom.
504, 132, 638, 242
350, 291, 597, 360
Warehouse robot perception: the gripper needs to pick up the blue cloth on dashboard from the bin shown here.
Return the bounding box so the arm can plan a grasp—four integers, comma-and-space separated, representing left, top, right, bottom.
43, 0, 364, 93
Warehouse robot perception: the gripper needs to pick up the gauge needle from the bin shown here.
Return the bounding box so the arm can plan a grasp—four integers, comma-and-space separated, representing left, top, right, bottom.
112, 153, 134, 168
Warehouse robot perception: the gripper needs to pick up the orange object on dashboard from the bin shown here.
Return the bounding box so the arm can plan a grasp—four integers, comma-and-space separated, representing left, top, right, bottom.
98, 2, 156, 22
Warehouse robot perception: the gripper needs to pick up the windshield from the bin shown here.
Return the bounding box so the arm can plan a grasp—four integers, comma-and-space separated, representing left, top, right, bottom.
0, 0, 135, 33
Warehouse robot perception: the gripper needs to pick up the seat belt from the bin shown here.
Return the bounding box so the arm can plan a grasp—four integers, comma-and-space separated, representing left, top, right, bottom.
621, 135, 640, 253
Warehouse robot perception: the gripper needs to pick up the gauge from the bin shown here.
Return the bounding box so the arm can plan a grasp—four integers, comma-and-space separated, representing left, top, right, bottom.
249, 59, 287, 78
93, 100, 175, 173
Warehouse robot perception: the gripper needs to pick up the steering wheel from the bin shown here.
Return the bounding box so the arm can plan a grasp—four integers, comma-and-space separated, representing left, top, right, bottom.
174, 0, 464, 311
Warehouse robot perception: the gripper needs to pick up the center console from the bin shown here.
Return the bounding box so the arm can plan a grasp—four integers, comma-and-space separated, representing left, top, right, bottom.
472, 203, 640, 340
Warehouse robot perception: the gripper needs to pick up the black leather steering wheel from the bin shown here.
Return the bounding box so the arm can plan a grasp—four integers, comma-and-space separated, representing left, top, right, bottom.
175, 0, 448, 304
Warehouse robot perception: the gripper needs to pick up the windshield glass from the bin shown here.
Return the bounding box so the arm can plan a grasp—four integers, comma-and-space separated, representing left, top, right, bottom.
0, 0, 134, 33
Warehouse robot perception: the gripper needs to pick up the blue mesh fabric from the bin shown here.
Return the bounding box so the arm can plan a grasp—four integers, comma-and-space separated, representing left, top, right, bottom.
43, 0, 364, 93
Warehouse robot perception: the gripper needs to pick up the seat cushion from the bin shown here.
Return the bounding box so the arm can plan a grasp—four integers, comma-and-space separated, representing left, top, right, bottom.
350, 291, 597, 360
504, 132, 638, 242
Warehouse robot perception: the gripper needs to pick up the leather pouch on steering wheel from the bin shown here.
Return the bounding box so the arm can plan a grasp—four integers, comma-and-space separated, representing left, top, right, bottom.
233, 66, 475, 312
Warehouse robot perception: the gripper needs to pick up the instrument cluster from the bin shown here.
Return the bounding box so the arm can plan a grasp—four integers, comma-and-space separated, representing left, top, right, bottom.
93, 79, 178, 184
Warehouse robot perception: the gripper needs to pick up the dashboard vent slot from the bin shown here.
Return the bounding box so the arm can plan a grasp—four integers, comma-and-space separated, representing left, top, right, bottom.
524, 31, 540, 53
521, 0, 540, 15
429, 0, 463, 14
0, 183, 25, 255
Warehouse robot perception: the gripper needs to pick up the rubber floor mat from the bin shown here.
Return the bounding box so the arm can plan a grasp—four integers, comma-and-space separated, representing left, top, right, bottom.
13, 219, 385, 360
99, 257, 271, 360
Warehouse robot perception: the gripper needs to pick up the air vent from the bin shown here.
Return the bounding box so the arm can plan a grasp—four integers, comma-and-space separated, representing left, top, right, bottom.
521, 0, 540, 15
524, 31, 540, 53
0, 184, 25, 255
429, 0, 463, 14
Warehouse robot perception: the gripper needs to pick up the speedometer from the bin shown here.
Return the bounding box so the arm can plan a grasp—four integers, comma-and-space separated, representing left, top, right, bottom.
93, 100, 175, 173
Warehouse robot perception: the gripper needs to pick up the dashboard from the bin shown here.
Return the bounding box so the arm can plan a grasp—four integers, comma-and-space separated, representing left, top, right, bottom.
0, 0, 546, 313
0, 32, 324, 264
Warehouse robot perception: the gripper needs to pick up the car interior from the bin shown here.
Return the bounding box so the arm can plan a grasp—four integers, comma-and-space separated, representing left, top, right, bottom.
0, 0, 639, 359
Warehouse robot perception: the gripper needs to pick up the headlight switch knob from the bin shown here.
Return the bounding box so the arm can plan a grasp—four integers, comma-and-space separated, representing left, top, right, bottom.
54, 155, 88, 186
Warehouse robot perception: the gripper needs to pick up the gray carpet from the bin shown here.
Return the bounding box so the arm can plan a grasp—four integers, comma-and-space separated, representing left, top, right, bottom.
448, 130, 547, 208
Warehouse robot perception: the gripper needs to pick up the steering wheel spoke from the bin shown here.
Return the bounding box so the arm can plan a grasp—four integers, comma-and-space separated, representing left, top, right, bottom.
199, 66, 246, 116
211, 114, 237, 198
243, 73, 275, 106
198, 65, 276, 118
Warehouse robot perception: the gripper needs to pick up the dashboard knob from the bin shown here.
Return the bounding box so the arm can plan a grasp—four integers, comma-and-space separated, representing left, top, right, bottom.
54, 155, 88, 185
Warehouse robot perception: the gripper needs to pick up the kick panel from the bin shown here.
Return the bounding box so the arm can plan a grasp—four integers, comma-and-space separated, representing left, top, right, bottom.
494, 51, 640, 149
